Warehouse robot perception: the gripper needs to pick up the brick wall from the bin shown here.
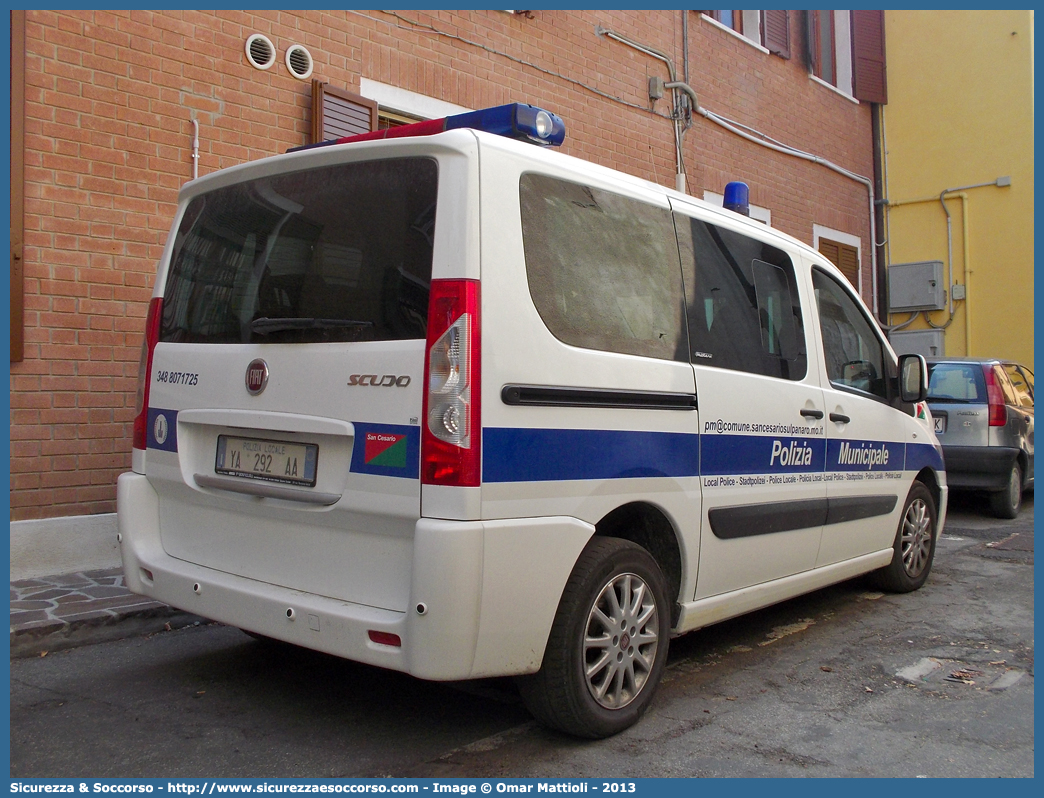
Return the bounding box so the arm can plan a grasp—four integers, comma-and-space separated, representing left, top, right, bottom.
10, 9, 875, 520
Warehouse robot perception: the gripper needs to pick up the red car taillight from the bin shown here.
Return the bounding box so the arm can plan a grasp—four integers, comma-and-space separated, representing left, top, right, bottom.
421, 280, 481, 487
983, 364, 1007, 427
132, 297, 163, 451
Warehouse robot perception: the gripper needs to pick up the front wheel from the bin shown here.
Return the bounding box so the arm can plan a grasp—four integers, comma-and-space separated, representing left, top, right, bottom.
872, 481, 937, 593
989, 462, 1023, 519
517, 537, 670, 738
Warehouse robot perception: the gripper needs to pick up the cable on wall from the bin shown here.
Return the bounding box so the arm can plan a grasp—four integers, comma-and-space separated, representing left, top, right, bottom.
354, 10, 673, 122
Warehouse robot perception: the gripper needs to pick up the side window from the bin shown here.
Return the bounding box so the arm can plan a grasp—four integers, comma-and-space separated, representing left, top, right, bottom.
519, 174, 686, 361
1020, 366, 1034, 394
812, 268, 889, 401
995, 366, 1018, 406
676, 214, 807, 380
1005, 364, 1034, 408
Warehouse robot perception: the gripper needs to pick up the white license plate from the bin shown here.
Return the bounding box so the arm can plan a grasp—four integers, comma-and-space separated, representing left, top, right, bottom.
216, 435, 318, 487
934, 416, 946, 434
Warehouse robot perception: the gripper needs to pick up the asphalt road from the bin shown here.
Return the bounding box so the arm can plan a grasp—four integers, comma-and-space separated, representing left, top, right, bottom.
10, 495, 1034, 778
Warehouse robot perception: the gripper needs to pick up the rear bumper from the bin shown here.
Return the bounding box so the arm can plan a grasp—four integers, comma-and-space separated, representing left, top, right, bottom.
117, 471, 593, 680
941, 445, 1020, 490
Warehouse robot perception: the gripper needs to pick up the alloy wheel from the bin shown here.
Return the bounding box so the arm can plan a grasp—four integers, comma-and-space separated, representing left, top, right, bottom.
583, 572, 660, 710
901, 497, 932, 578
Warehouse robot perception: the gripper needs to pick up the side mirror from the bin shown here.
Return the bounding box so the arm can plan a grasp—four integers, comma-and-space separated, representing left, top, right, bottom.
899, 353, 928, 403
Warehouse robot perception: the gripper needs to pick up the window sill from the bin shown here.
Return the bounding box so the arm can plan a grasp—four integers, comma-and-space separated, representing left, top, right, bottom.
810, 74, 860, 105
700, 14, 770, 55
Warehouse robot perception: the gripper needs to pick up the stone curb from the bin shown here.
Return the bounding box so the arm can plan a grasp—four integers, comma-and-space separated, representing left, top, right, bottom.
10, 567, 209, 659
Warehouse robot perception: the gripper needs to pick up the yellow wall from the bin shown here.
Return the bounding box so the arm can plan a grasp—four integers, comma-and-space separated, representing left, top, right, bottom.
883, 10, 1034, 365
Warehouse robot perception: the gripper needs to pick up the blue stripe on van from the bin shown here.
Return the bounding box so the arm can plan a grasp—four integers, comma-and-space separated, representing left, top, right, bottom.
482, 428, 701, 483
700, 434, 826, 476
905, 442, 945, 473
826, 438, 906, 472
483, 429, 945, 483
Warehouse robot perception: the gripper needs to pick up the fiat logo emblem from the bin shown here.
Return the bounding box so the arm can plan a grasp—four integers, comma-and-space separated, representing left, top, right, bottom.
245, 359, 269, 395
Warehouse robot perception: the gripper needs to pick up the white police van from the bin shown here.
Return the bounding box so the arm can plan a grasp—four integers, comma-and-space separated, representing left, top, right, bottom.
118, 102, 946, 738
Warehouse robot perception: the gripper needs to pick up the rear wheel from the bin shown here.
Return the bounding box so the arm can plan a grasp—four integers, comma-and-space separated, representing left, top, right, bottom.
517, 537, 670, 738
989, 462, 1023, 519
872, 481, 937, 593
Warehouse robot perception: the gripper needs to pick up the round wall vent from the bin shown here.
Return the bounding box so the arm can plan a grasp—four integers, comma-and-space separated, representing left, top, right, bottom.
285, 44, 314, 80
245, 33, 276, 70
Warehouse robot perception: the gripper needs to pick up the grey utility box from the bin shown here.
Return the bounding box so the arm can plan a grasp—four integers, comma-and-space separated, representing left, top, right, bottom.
889, 328, 945, 358
888, 260, 945, 311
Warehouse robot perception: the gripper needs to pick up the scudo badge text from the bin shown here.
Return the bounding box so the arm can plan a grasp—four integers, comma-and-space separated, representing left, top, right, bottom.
348, 374, 411, 387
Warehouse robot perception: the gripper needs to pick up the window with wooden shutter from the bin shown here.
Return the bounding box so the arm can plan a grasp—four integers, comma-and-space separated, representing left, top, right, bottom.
310, 80, 378, 144
762, 9, 790, 58
808, 9, 836, 85
700, 11, 768, 50
819, 238, 860, 288
851, 9, 887, 104
377, 108, 424, 130
804, 11, 817, 74
704, 10, 743, 33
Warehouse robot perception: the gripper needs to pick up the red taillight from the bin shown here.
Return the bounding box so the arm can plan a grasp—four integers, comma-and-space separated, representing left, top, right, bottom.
132, 297, 163, 451
421, 279, 481, 487
983, 364, 1007, 427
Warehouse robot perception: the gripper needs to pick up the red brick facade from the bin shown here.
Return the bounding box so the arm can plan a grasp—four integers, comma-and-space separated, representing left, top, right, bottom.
10, 10, 875, 520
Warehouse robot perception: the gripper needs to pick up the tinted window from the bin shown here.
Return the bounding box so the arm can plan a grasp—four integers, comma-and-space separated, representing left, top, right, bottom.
812, 269, 888, 400
161, 158, 437, 344
520, 174, 686, 361
927, 362, 986, 402
677, 215, 806, 379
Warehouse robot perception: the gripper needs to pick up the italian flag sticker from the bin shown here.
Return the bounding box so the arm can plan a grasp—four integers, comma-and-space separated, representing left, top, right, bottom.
364, 432, 407, 468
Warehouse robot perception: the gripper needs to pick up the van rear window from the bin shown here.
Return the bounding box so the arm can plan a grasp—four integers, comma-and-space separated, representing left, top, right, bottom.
160, 158, 438, 344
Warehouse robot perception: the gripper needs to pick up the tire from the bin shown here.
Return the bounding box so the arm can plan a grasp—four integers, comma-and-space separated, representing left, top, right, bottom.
516, 537, 670, 739
872, 481, 937, 593
989, 462, 1023, 519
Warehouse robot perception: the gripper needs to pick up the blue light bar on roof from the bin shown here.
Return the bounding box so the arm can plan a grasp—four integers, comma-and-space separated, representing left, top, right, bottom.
447, 103, 566, 146
288, 102, 566, 153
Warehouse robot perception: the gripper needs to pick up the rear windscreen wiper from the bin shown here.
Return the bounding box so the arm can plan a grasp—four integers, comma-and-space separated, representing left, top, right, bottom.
250, 317, 374, 335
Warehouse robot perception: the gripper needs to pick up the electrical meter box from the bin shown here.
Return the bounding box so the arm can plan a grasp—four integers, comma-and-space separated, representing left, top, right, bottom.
888, 260, 945, 311
889, 328, 945, 358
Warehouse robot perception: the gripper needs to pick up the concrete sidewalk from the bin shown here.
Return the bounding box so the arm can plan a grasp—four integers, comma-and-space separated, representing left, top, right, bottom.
10, 567, 204, 658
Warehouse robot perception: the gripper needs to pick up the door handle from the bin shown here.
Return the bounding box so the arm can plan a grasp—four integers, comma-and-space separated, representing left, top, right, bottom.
829, 413, 851, 424
800, 408, 824, 419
